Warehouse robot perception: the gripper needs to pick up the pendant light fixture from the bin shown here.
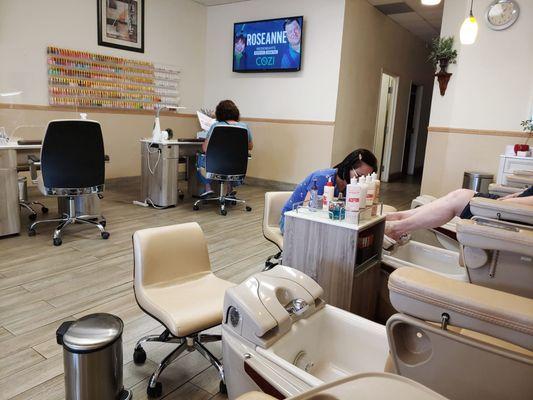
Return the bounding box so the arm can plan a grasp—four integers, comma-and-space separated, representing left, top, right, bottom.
421, 0, 441, 5
460, 0, 478, 45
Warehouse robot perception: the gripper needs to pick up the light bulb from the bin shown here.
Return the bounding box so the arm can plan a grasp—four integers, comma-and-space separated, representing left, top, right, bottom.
421, 0, 441, 5
460, 15, 478, 45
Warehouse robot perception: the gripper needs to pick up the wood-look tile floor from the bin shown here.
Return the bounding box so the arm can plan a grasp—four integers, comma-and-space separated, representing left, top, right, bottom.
0, 179, 418, 399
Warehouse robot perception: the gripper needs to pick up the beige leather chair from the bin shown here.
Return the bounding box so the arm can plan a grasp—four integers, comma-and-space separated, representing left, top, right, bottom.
263, 191, 292, 270
387, 267, 533, 400
456, 197, 533, 298
236, 372, 447, 400
132, 222, 235, 398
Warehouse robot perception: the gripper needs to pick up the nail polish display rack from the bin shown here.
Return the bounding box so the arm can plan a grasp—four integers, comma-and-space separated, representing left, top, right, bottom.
47, 46, 180, 111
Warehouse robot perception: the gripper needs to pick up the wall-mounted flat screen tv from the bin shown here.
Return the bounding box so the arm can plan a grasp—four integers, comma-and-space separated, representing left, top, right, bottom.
233, 16, 303, 73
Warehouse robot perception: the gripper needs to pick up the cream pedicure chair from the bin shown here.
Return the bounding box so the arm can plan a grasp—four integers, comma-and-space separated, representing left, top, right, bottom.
236, 372, 448, 400
224, 265, 532, 400
222, 266, 390, 399
387, 267, 533, 400
383, 197, 533, 287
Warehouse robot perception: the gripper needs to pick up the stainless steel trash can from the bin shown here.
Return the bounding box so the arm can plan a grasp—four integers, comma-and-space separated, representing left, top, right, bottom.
57, 313, 132, 400
140, 142, 179, 207
462, 171, 494, 194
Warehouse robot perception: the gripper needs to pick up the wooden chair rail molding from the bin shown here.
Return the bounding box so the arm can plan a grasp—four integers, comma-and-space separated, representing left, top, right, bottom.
428, 126, 526, 138
0, 103, 335, 126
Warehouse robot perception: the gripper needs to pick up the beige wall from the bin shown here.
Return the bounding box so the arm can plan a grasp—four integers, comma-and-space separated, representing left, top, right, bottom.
0, 106, 332, 184
202, 0, 343, 185
204, 0, 345, 121
244, 121, 334, 184
421, 0, 533, 196
422, 129, 524, 197
0, 0, 207, 109
332, 0, 434, 176
0, 107, 199, 179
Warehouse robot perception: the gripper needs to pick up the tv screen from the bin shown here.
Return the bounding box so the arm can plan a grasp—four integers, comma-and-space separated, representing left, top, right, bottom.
233, 16, 303, 73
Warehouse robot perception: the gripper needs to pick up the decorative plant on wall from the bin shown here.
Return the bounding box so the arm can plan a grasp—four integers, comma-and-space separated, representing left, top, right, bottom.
428, 36, 458, 96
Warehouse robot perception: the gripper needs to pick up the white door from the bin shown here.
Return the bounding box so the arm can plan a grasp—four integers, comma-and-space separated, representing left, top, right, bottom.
373, 72, 399, 182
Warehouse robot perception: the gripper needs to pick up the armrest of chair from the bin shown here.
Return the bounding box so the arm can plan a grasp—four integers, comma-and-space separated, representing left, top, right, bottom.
469, 197, 533, 225
388, 267, 533, 351
488, 183, 522, 196
27, 154, 41, 183
236, 393, 277, 400
456, 219, 533, 257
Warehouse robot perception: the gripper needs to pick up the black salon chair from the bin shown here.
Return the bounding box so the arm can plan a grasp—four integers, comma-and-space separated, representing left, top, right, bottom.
192, 125, 252, 215
28, 119, 109, 246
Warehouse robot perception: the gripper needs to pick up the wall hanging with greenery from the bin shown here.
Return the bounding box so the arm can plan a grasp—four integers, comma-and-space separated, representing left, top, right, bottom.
428, 36, 458, 96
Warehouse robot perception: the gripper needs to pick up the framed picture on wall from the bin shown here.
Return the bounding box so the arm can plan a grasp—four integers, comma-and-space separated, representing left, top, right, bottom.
97, 0, 144, 53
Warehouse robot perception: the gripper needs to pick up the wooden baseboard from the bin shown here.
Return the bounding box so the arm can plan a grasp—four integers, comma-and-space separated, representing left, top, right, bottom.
0, 103, 335, 126
428, 126, 526, 138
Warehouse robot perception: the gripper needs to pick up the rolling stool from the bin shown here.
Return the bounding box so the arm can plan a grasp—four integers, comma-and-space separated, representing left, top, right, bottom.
18, 176, 48, 221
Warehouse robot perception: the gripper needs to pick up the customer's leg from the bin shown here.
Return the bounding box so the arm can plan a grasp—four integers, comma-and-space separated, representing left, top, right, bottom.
197, 154, 213, 197
386, 189, 475, 240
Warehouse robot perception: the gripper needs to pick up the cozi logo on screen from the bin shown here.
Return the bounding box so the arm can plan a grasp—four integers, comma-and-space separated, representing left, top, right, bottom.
255, 56, 275, 66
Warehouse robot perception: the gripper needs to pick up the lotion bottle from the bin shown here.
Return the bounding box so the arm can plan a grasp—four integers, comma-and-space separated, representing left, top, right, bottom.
366, 175, 375, 205
322, 177, 335, 210
371, 172, 381, 205
345, 176, 361, 212
358, 176, 368, 209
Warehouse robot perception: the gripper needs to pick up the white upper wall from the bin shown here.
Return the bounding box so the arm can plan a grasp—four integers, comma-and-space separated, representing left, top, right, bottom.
0, 0, 207, 110
203, 0, 345, 121
429, 0, 533, 131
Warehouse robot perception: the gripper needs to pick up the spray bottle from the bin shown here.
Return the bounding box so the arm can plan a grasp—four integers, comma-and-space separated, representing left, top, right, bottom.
309, 178, 320, 210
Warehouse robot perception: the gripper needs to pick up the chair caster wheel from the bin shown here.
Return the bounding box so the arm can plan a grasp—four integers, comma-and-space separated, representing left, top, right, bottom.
147, 381, 162, 398
133, 347, 146, 364
28, 229, 36, 237
100, 220, 106, 227
29, 213, 37, 221
219, 381, 227, 394
220, 209, 227, 216
53, 237, 62, 246
101, 231, 110, 239
41, 207, 49, 214
246, 206, 252, 212
193, 204, 200, 211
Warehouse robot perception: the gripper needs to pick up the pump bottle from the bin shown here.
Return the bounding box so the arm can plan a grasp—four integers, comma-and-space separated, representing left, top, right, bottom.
322, 177, 335, 210
345, 176, 361, 212
366, 175, 375, 205
358, 176, 368, 209
371, 172, 381, 204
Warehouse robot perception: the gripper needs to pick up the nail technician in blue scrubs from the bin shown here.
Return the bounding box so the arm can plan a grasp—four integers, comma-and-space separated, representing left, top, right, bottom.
279, 149, 378, 233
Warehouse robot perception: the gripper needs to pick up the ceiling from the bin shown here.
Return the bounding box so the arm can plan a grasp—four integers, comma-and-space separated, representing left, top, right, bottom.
192, 0, 443, 43
367, 0, 443, 43
193, 0, 251, 6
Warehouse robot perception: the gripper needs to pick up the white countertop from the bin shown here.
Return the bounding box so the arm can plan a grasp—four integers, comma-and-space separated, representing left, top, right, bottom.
140, 138, 203, 145
0, 140, 41, 150
500, 154, 533, 160
284, 207, 385, 231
